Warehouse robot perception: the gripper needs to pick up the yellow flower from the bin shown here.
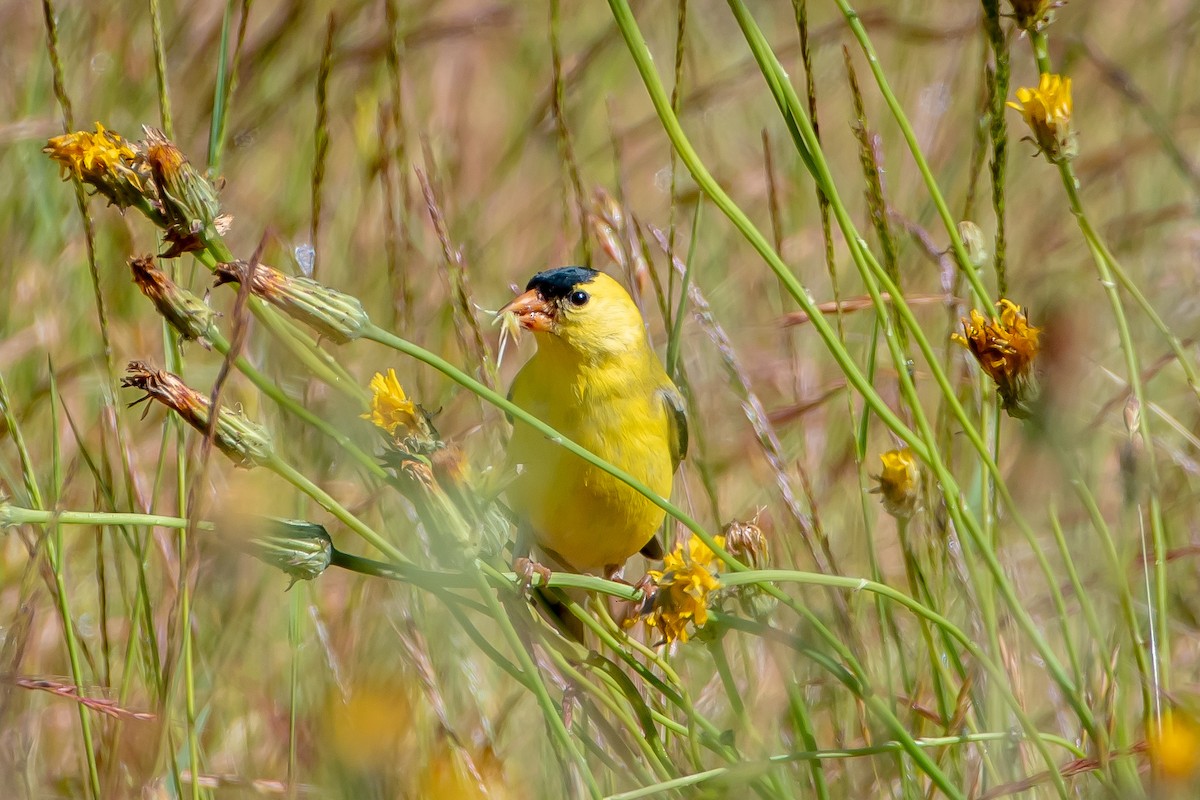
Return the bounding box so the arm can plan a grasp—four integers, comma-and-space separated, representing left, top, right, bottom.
416, 737, 511, 800
953, 299, 1041, 417
363, 369, 421, 437
45, 122, 137, 182
326, 681, 415, 771
44, 122, 155, 213
871, 448, 919, 518
638, 534, 724, 644
1149, 710, 1200, 782
1008, 73, 1076, 162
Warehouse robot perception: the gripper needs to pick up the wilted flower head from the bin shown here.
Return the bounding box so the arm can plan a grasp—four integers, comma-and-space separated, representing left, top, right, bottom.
143, 127, 222, 236
1009, 0, 1062, 33
953, 299, 1041, 417
1008, 73, 1076, 163
44, 122, 158, 216
633, 533, 724, 645
722, 518, 768, 569
722, 517, 778, 617
214, 260, 370, 344
121, 362, 272, 468
871, 448, 920, 518
129, 255, 216, 346
1149, 710, 1200, 783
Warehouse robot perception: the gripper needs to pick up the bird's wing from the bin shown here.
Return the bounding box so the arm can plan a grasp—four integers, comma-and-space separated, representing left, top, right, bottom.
659, 385, 688, 472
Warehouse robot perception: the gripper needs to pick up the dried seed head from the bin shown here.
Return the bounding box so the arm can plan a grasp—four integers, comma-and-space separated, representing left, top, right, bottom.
722, 518, 769, 569
121, 362, 272, 468
143, 127, 223, 235
214, 261, 370, 343
1009, 0, 1063, 33
129, 255, 216, 347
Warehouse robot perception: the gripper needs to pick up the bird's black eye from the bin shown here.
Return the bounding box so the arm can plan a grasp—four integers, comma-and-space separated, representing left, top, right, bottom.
568, 290, 590, 307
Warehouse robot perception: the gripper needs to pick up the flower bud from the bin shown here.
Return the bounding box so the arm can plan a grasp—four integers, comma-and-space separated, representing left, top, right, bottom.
129, 255, 217, 347
225, 517, 334, 587
121, 362, 273, 468
214, 261, 371, 344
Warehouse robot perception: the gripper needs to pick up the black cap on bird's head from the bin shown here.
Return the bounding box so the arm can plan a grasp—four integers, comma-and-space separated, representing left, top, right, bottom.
499, 266, 600, 333
525, 266, 598, 300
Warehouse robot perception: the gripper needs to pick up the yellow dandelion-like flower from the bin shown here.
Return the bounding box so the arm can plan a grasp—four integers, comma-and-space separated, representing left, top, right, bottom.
953, 299, 1041, 417
637, 533, 724, 645
44, 122, 156, 214
1149, 710, 1200, 782
45, 122, 137, 182
1008, 73, 1076, 162
871, 448, 920, 519
363, 369, 421, 437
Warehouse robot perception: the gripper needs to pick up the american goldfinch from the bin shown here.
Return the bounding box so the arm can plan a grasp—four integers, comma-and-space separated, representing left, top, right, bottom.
498, 267, 687, 576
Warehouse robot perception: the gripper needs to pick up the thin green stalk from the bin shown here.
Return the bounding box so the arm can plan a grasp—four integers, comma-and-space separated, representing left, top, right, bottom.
205, 327, 384, 479
1, 374, 101, 799
190, 247, 365, 403
207, 0, 235, 171
719, 2, 1090, 770
263, 456, 411, 566
1028, 29, 1170, 708
473, 562, 600, 798
665, 198, 701, 379
604, 0, 928, 463
603, 730, 1088, 800
829, 0, 992, 307
148, 0, 173, 137
287, 587, 300, 798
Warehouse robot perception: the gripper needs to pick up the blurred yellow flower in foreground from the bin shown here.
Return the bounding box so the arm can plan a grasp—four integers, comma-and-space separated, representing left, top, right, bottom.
1149, 710, 1200, 782
417, 737, 511, 800
1008, 73, 1076, 162
872, 448, 919, 519
953, 299, 1041, 417
326, 682, 415, 772
363, 368, 421, 437
636, 534, 724, 645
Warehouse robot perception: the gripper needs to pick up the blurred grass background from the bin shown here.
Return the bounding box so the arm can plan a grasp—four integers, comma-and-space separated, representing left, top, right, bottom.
2, 0, 1200, 797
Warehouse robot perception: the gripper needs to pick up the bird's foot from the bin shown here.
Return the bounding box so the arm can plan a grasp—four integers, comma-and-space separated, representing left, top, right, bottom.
607, 568, 658, 628
513, 556, 554, 597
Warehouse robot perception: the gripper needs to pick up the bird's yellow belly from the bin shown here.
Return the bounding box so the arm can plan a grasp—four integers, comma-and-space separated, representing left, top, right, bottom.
508, 426, 672, 571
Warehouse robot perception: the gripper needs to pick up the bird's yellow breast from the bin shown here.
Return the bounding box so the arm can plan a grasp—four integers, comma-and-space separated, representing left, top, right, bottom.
506, 349, 674, 571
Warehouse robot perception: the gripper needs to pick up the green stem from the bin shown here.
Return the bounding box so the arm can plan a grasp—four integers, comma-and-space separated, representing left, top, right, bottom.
205, 327, 384, 479
603, 731, 1088, 800
829, 0, 992, 307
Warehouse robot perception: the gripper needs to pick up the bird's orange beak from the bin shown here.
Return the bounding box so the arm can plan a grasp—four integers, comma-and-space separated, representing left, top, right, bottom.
498, 289, 556, 332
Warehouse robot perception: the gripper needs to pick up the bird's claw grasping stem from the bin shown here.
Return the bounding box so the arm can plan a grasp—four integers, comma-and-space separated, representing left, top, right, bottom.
513, 556, 553, 597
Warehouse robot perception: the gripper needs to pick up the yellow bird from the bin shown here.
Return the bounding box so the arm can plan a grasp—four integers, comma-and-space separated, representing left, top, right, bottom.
498, 267, 687, 577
